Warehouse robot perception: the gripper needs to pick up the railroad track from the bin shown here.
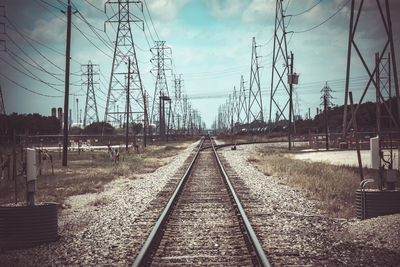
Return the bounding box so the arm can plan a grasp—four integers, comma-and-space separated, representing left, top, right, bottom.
132, 137, 270, 266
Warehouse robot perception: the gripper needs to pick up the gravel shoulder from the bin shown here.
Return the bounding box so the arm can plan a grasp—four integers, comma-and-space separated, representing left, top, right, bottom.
219, 143, 400, 265
0, 141, 199, 266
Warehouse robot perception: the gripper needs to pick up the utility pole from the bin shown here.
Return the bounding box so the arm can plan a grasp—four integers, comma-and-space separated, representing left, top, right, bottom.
288, 51, 293, 150
62, 0, 72, 167
324, 95, 329, 150
126, 57, 131, 152
0, 83, 5, 114
76, 98, 79, 125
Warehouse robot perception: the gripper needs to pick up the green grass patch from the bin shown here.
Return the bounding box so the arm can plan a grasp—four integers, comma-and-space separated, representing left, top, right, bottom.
249, 147, 379, 218
0, 141, 192, 206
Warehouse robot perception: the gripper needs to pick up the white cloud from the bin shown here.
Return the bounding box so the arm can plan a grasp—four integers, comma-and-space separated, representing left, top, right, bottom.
147, 0, 188, 21
242, 0, 275, 22
204, 0, 250, 19
29, 17, 66, 45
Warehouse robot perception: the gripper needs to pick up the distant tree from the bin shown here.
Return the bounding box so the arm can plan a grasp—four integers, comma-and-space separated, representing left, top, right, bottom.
69, 126, 82, 135
83, 122, 115, 135
0, 113, 60, 136
131, 122, 143, 135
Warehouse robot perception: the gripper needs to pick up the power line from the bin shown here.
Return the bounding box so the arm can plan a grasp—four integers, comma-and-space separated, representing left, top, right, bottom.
143, 0, 159, 41
289, 0, 322, 17
0, 72, 63, 98
82, 0, 104, 13
6, 16, 65, 72
38, 0, 63, 12
294, 0, 350, 33
0, 56, 65, 91
6, 35, 66, 82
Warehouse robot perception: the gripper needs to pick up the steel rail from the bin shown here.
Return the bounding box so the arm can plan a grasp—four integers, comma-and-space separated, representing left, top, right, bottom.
132, 138, 205, 267
211, 139, 271, 267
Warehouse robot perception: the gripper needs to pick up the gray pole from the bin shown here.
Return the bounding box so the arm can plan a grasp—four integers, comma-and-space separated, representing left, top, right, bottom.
126, 57, 131, 152
288, 51, 293, 150
62, 0, 71, 166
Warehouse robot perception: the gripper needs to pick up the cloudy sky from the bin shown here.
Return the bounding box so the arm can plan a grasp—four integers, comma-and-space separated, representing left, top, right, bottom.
1, 0, 400, 127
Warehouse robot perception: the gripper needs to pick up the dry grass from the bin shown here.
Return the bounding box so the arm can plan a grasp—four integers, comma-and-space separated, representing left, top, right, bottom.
0, 141, 192, 206
249, 147, 379, 218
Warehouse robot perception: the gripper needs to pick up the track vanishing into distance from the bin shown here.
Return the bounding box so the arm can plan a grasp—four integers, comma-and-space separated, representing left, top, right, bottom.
132, 137, 270, 266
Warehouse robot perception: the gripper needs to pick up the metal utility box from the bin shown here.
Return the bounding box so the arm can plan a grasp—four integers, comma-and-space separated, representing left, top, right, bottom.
288, 73, 299, 84
27, 148, 37, 182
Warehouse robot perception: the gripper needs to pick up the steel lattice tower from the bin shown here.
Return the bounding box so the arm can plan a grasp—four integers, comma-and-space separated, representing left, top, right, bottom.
0, 83, 5, 114
173, 74, 183, 133
269, 0, 290, 124
342, 0, 400, 134
376, 52, 392, 132
82, 61, 99, 127
104, 0, 148, 129
320, 82, 334, 109
248, 37, 263, 124
232, 86, 239, 125
150, 40, 171, 133
238, 75, 248, 124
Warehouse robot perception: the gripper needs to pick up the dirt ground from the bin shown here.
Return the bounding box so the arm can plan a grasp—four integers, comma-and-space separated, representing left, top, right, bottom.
292, 149, 399, 170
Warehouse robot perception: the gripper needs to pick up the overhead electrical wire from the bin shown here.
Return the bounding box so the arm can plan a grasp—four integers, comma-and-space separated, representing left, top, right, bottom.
143, 0, 160, 41
0, 72, 63, 98
6, 16, 65, 72
289, 0, 322, 17
293, 0, 350, 33
6, 35, 65, 82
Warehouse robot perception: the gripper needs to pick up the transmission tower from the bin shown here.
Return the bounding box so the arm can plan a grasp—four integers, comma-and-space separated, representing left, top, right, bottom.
320, 82, 334, 109
173, 74, 183, 134
104, 0, 148, 130
82, 61, 99, 127
0, 83, 5, 114
342, 0, 400, 134
248, 37, 263, 123
238, 75, 248, 124
269, 0, 290, 124
150, 41, 172, 134
232, 86, 239, 125
376, 52, 393, 132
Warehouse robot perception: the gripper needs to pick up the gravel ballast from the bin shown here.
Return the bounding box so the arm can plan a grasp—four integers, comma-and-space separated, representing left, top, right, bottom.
0, 141, 199, 266
219, 143, 400, 265
1, 140, 399, 266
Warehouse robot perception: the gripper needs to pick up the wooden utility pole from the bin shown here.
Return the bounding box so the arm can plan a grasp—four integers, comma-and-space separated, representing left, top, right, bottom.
126, 57, 131, 152
324, 96, 329, 150
288, 51, 294, 150
62, 0, 72, 166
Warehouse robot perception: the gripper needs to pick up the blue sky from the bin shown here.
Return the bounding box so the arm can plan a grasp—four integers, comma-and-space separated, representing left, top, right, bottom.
1, 0, 400, 127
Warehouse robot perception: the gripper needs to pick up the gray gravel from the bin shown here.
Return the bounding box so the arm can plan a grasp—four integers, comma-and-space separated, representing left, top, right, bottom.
0, 141, 199, 266
219, 143, 400, 266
